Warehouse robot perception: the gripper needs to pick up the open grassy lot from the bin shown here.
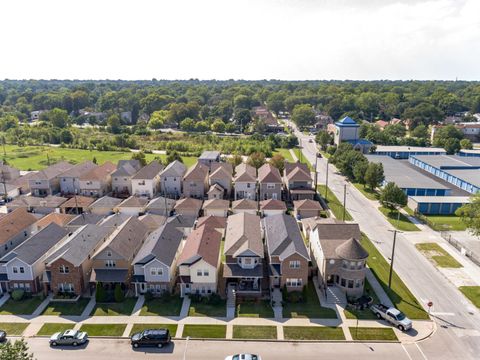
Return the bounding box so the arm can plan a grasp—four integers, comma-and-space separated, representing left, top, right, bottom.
459, 286, 480, 309
79, 324, 127, 337
236, 300, 274, 318
415, 243, 463, 268
188, 299, 226, 317
422, 215, 467, 231
42, 298, 90, 316
139, 296, 183, 316
0, 296, 43, 315
3, 144, 197, 170
232, 325, 277, 340
344, 279, 379, 320
360, 234, 429, 320
283, 326, 345, 340
90, 298, 137, 316
36, 323, 74, 336
378, 206, 419, 231
0, 322, 29, 335
352, 183, 379, 201
317, 185, 353, 221
349, 327, 398, 341
182, 325, 226, 339
130, 324, 178, 336
273, 148, 294, 162
283, 282, 337, 319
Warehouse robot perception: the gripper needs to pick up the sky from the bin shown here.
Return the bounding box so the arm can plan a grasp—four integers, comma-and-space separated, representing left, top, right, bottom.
1, 0, 479, 81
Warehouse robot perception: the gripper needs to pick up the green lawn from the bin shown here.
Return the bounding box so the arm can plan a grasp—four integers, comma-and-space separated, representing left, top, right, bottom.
283, 326, 345, 340
3, 144, 197, 170
79, 324, 127, 337
236, 300, 274, 318
283, 282, 337, 319
90, 298, 137, 316
378, 206, 419, 231
130, 324, 178, 336
36, 323, 74, 336
188, 299, 226, 317
139, 296, 183, 316
0, 296, 44, 315
182, 325, 226, 339
0, 322, 29, 335
344, 279, 379, 320
423, 215, 467, 231
353, 183, 379, 201
273, 148, 294, 162
459, 286, 480, 309
232, 325, 277, 340
293, 148, 314, 170
317, 185, 353, 221
360, 234, 429, 320
415, 243, 463, 268
42, 298, 90, 316
349, 327, 398, 341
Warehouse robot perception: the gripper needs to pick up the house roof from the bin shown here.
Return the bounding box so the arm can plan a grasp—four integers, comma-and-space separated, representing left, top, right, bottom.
67, 213, 106, 227
199, 151, 220, 161
93, 217, 148, 261
211, 162, 233, 175
231, 198, 257, 210
260, 199, 287, 211
196, 215, 227, 230
59, 196, 95, 209
90, 268, 128, 283
301, 217, 343, 232
117, 196, 149, 208
58, 161, 97, 178
208, 183, 225, 195
34, 212, 75, 229
2, 223, 68, 265
97, 213, 129, 227
132, 161, 164, 180
223, 263, 264, 278
89, 196, 122, 209
294, 199, 322, 210
29, 161, 74, 181
133, 222, 184, 267
178, 224, 221, 267
145, 197, 176, 211
257, 163, 282, 183
0, 208, 38, 245
263, 214, 310, 261
167, 214, 197, 229
183, 162, 209, 181
79, 161, 116, 181
174, 197, 203, 210
224, 213, 263, 258
202, 198, 229, 210
335, 116, 359, 127
9, 171, 37, 191
375, 120, 389, 128
234, 163, 256, 182
138, 214, 168, 231
46, 224, 115, 267
111, 162, 138, 177
335, 238, 369, 260
160, 160, 186, 178
209, 166, 232, 182
315, 222, 361, 240
117, 160, 141, 171
285, 165, 312, 182
285, 162, 310, 178
8, 195, 68, 208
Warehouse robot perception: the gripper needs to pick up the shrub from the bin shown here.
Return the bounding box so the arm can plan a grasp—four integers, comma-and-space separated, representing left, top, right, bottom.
11, 289, 25, 301
114, 283, 125, 303
95, 283, 106, 303
282, 284, 288, 299
287, 291, 303, 304
302, 285, 307, 300
144, 291, 154, 301
207, 293, 222, 305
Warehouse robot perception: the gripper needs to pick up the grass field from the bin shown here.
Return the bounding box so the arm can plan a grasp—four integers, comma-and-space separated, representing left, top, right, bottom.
3, 144, 197, 170
378, 206, 420, 231
79, 324, 127, 336
0, 322, 29, 335
90, 298, 137, 316
232, 325, 277, 340
344, 279, 379, 320
129, 324, 178, 336
293, 148, 314, 170
273, 148, 294, 162
349, 327, 398, 341
42, 298, 90, 316
422, 215, 467, 231
236, 300, 274, 318
283, 326, 345, 340
360, 234, 429, 320
37, 323, 74, 336
283, 282, 337, 319
140, 296, 183, 316
352, 183, 379, 201
188, 299, 226, 317
317, 185, 353, 221
459, 286, 480, 309
0, 296, 43, 315
415, 243, 463, 268
182, 325, 226, 339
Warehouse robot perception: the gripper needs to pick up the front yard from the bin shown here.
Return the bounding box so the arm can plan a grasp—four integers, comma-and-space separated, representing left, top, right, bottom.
459, 286, 480, 309
139, 295, 183, 316
0, 322, 29, 335
343, 279, 379, 320
79, 324, 127, 336
90, 298, 137, 316
283, 326, 345, 340
182, 325, 226, 339
317, 185, 353, 221
378, 206, 419, 232
0, 296, 44, 315
130, 323, 178, 336
37, 323, 74, 336
188, 298, 226, 317
421, 215, 467, 231
236, 300, 274, 318
282, 282, 337, 319
42, 298, 90, 316
232, 325, 277, 340
415, 243, 462, 268
349, 327, 398, 341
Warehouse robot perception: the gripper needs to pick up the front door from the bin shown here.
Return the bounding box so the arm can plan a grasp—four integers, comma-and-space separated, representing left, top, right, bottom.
140, 283, 147, 293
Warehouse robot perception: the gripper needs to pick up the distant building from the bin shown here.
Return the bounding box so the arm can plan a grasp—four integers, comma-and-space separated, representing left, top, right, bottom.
373, 145, 446, 160
198, 151, 221, 170
333, 117, 372, 153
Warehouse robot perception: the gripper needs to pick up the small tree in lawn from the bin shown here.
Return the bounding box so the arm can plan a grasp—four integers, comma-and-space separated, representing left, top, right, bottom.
166, 150, 183, 164
95, 282, 106, 303
114, 283, 125, 303
364, 163, 384, 190
456, 193, 480, 236
380, 182, 407, 213
269, 154, 286, 173
247, 152, 266, 169
92, 156, 97, 164
0, 338, 34, 360
352, 161, 368, 185
228, 154, 243, 169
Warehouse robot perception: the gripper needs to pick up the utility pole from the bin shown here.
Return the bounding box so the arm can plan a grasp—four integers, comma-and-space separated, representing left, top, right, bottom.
342, 184, 347, 221
0, 169, 7, 202
314, 153, 318, 189
388, 229, 399, 289
325, 158, 329, 202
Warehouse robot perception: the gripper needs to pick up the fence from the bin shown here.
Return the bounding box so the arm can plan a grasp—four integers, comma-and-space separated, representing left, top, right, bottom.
440, 231, 480, 268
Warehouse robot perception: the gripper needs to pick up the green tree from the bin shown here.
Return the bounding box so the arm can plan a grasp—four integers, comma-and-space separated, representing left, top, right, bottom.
269, 154, 286, 173
315, 131, 331, 150
95, 282, 106, 302
352, 161, 368, 184
114, 283, 125, 303
148, 110, 168, 129
211, 119, 225, 133
460, 138, 473, 150
364, 163, 385, 190
267, 92, 286, 114
140, 93, 173, 115
0, 338, 34, 360
92, 156, 98, 164
0, 115, 19, 131
131, 151, 147, 166
433, 125, 463, 154
443, 138, 461, 155
247, 152, 266, 169
60, 129, 73, 144
179, 118, 195, 132
291, 104, 315, 128
166, 150, 183, 164
456, 193, 480, 236
195, 121, 209, 132
107, 114, 122, 134
411, 124, 428, 139
234, 94, 251, 109
233, 108, 251, 129
225, 122, 237, 133
228, 154, 243, 168
380, 182, 407, 210
43, 108, 69, 128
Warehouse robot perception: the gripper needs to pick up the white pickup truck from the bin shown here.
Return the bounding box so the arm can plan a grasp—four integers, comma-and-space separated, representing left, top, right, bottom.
370, 304, 412, 331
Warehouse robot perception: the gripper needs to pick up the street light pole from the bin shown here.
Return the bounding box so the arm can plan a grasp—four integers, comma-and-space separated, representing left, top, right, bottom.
342, 184, 347, 221
314, 152, 318, 189
325, 159, 329, 202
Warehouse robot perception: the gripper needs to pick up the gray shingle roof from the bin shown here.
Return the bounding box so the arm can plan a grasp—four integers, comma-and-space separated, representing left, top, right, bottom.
160, 160, 187, 178
199, 151, 220, 161
29, 161, 74, 181
132, 161, 164, 180
224, 213, 263, 258
335, 238, 369, 260
67, 213, 105, 227
89, 196, 123, 209
234, 163, 256, 182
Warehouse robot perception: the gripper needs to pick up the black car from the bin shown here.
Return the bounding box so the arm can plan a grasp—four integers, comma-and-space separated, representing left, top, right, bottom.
130, 329, 171, 348
0, 330, 6, 342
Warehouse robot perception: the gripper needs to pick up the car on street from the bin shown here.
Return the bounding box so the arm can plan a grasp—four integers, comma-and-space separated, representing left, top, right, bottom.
371, 303, 412, 331
225, 354, 262, 360
0, 330, 6, 342
50, 329, 88, 346
308, 139, 313, 143
130, 328, 171, 348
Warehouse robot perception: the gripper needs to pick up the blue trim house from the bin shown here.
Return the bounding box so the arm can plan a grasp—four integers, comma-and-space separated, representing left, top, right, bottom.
334, 117, 372, 153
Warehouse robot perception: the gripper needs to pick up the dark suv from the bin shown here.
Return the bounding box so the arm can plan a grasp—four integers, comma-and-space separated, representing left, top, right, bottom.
130, 329, 171, 348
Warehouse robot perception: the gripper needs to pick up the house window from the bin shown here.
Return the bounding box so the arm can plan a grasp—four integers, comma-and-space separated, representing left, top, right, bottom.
286, 278, 302, 287
267, 183, 275, 189
138, 180, 145, 186
59, 265, 69, 274
150, 268, 163, 276
348, 280, 354, 288
155, 284, 162, 293
340, 278, 346, 287
355, 279, 362, 288
105, 260, 116, 267
25, 283, 31, 292
106, 251, 112, 257
203, 270, 209, 276
19, 267, 25, 274
244, 258, 252, 265
289, 260, 300, 269
247, 183, 251, 188
12, 267, 18, 274
114, 178, 118, 181
197, 270, 202, 276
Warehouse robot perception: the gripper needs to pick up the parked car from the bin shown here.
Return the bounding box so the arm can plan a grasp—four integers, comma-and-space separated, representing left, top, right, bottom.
308, 139, 313, 143
0, 330, 6, 342
370, 303, 412, 331
50, 330, 88, 346
225, 354, 262, 360
130, 329, 171, 348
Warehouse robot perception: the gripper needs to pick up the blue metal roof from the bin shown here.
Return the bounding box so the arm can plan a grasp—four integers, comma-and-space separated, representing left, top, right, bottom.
335, 116, 359, 127
346, 139, 373, 145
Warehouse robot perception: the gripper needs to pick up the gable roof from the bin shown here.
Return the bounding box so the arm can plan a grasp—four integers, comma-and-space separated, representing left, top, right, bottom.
117, 196, 149, 208
209, 165, 232, 182
260, 199, 287, 211
160, 160, 187, 178
199, 151, 220, 161
224, 213, 263, 258
336, 116, 359, 127
34, 212, 75, 229
145, 197, 176, 212
29, 161, 74, 181
89, 196, 122, 209
167, 214, 197, 229
138, 214, 168, 231
117, 160, 141, 171
58, 161, 97, 179
59, 196, 95, 209
211, 162, 233, 175
79, 161, 116, 181
196, 215, 227, 230
0, 208, 38, 245
174, 197, 203, 210
285, 162, 310, 176
263, 214, 310, 261
8, 195, 68, 208
178, 225, 222, 267
111, 162, 139, 177
202, 199, 229, 210
234, 163, 256, 182
232, 198, 257, 210
284, 163, 312, 182
257, 163, 282, 183
208, 183, 225, 195
314, 222, 361, 240
294, 199, 322, 210
132, 160, 164, 180
183, 162, 209, 182
67, 213, 106, 227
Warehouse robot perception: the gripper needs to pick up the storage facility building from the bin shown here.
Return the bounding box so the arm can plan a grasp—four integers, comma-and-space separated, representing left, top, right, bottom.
373, 146, 446, 159
407, 196, 470, 215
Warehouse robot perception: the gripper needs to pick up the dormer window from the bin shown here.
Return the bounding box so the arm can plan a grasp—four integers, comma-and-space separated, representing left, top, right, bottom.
107, 251, 112, 257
